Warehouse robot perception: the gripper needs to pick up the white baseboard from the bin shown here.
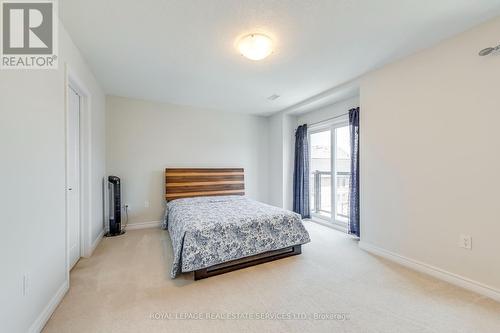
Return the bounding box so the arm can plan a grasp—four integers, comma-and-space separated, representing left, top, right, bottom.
29, 280, 69, 333
87, 229, 104, 257
125, 220, 162, 230
359, 241, 500, 302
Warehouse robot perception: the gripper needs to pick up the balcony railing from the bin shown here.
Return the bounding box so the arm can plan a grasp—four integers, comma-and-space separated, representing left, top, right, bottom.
311, 171, 351, 220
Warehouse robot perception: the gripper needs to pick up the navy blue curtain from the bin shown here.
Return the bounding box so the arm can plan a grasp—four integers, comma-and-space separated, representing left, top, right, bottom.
348, 108, 360, 237
293, 124, 310, 218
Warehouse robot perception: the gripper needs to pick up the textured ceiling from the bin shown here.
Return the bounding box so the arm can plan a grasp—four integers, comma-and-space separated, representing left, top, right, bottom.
60, 0, 500, 114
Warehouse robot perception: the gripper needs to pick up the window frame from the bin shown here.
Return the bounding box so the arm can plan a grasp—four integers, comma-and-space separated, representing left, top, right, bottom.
308, 115, 350, 229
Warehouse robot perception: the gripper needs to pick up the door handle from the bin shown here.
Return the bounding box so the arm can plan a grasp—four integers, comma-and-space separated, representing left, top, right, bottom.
68, 187, 73, 191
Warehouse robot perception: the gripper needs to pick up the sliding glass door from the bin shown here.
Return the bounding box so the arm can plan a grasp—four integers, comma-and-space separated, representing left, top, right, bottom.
310, 130, 332, 218
309, 118, 351, 228
334, 125, 351, 224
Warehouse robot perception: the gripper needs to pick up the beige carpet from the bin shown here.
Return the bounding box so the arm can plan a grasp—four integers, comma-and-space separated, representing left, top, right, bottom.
43, 222, 500, 333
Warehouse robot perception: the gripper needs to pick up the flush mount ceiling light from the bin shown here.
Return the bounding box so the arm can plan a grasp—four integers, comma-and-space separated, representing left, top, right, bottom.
238, 33, 273, 61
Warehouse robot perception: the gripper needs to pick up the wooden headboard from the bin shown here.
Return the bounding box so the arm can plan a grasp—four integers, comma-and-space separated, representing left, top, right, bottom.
165, 168, 245, 201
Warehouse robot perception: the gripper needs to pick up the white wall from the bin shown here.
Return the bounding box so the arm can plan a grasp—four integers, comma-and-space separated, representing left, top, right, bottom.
267, 112, 297, 210
268, 113, 284, 207
0, 23, 105, 333
106, 96, 269, 225
296, 96, 360, 126
360, 17, 500, 292
282, 114, 295, 211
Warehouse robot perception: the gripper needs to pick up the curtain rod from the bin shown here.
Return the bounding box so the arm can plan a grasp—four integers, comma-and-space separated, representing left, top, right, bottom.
307, 112, 348, 127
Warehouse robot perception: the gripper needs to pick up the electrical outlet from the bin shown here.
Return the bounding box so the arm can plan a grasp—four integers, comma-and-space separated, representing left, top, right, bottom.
459, 235, 472, 250
144, 201, 150, 208
22, 274, 29, 296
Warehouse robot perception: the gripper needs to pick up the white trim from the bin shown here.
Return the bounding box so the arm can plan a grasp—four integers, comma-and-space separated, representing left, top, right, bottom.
308, 218, 348, 233
65, 64, 95, 272
308, 113, 349, 131
28, 280, 69, 333
68, 67, 93, 259
67, 86, 82, 271
87, 230, 104, 257
308, 118, 350, 225
331, 123, 337, 222
311, 212, 330, 222
126, 221, 162, 230
359, 241, 500, 302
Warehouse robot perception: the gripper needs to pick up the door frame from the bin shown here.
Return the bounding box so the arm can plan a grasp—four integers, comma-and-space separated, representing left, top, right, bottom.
65, 64, 92, 280
67, 85, 82, 270
308, 114, 349, 230
308, 124, 332, 222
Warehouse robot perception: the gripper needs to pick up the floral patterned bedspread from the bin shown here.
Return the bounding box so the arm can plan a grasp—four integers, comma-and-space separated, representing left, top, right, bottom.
163, 195, 310, 278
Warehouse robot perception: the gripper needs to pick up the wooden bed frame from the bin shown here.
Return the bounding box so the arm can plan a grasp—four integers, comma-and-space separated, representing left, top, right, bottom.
165, 168, 302, 280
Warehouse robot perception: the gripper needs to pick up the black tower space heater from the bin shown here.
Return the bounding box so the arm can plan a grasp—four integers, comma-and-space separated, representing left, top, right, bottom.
105, 176, 125, 237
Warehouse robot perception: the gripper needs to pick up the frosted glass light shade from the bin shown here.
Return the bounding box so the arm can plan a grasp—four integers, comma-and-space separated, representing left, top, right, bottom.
238, 34, 273, 61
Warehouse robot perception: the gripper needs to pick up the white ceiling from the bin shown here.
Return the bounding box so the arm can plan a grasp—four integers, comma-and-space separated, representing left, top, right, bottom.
60, 0, 500, 115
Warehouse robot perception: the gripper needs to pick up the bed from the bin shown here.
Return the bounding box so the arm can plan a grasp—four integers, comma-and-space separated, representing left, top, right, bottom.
163, 168, 310, 280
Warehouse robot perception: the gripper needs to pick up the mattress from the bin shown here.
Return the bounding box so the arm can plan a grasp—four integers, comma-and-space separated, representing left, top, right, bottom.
163, 195, 310, 278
